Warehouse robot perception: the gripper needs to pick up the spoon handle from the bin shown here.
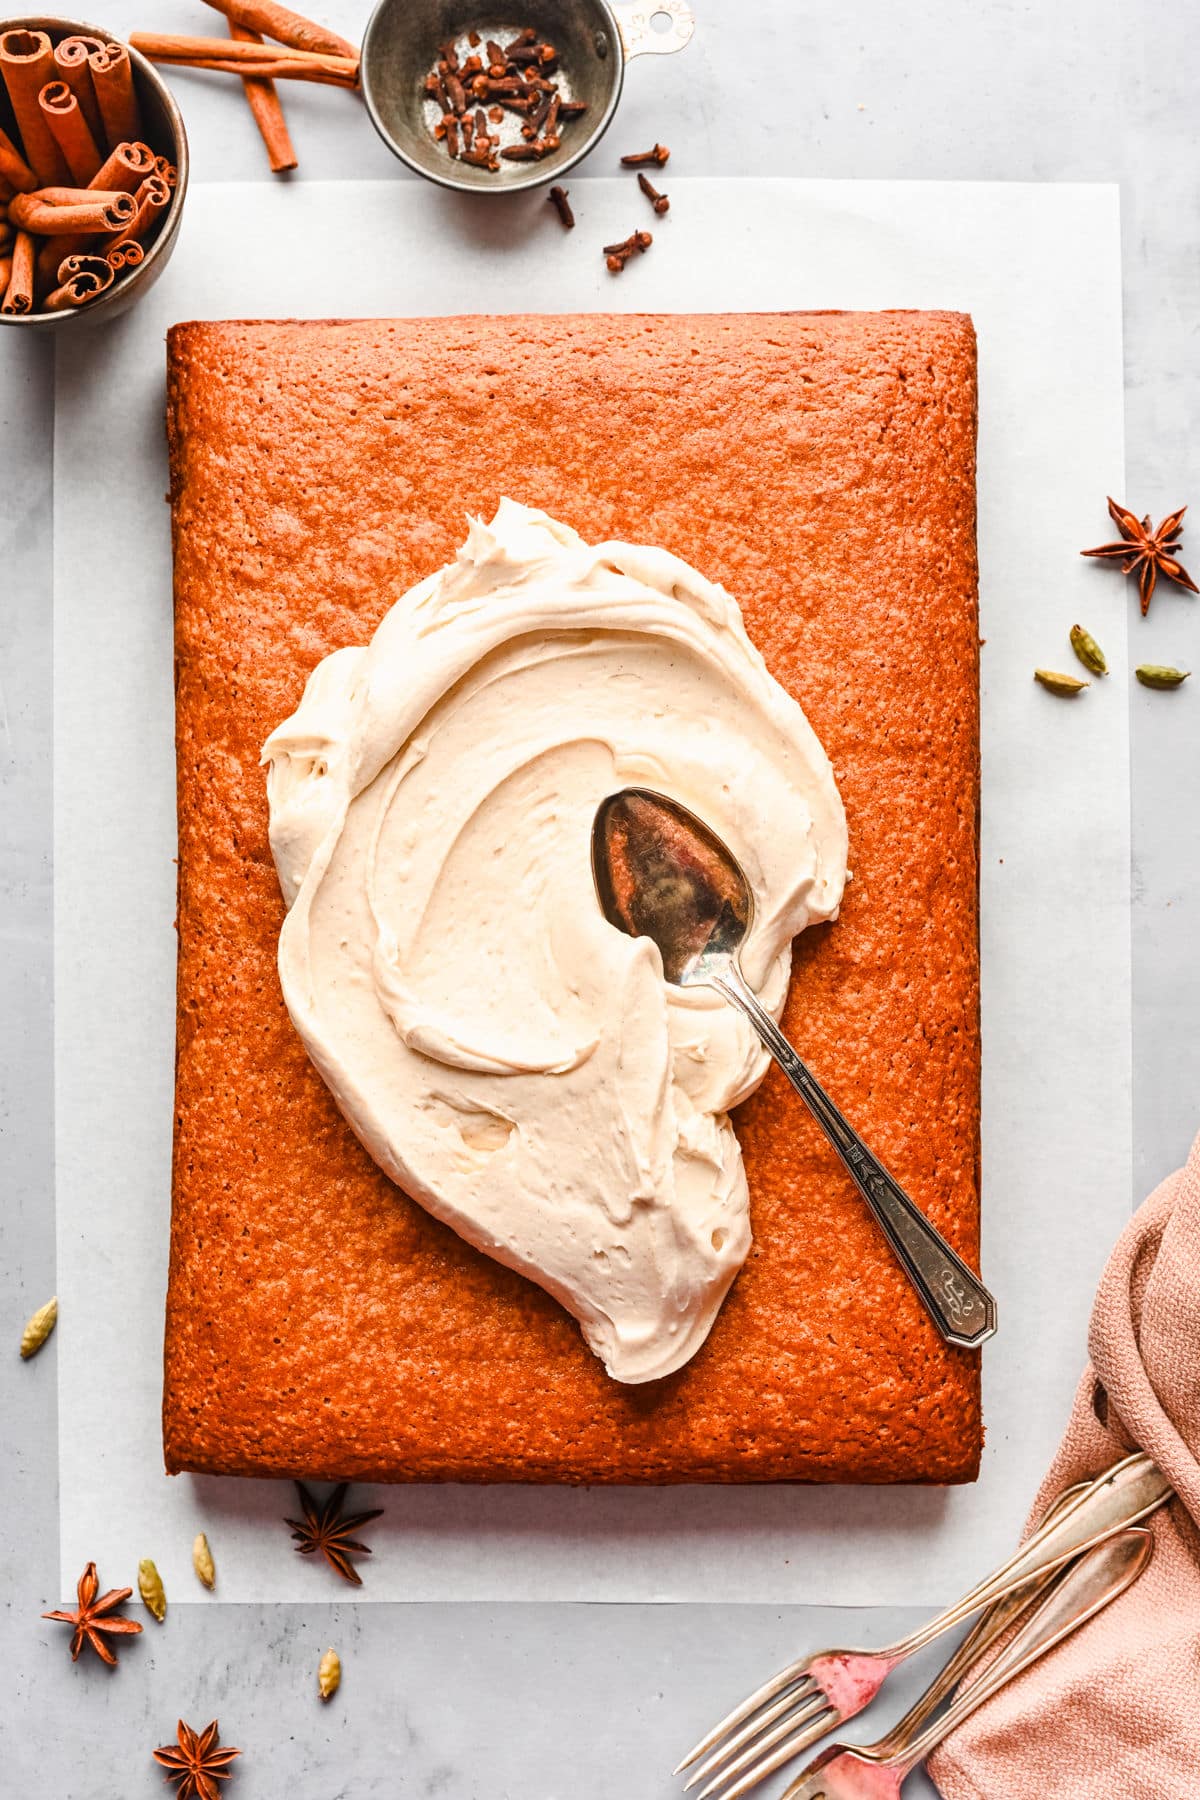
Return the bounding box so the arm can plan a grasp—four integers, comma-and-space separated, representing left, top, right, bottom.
714, 965, 997, 1348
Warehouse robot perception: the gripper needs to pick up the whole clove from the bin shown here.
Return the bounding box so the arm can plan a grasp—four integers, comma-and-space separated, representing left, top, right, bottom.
508, 42, 557, 66
621, 142, 669, 167
637, 170, 669, 214
548, 184, 574, 228
604, 228, 652, 272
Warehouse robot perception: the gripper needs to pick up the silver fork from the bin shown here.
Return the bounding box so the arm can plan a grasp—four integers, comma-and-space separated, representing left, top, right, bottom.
777, 1525, 1153, 1799
674, 1453, 1171, 1800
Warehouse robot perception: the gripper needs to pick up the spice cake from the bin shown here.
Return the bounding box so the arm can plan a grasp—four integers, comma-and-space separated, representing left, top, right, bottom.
165, 311, 982, 1483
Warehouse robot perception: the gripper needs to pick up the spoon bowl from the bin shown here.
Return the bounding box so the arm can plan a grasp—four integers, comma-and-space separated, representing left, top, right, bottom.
591, 787, 752, 988
592, 787, 998, 1350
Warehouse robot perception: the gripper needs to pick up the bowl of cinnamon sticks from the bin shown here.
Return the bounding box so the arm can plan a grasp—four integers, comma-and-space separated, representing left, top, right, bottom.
0, 15, 187, 328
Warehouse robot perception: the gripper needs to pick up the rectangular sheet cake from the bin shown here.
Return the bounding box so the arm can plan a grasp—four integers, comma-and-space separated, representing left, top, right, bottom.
165, 311, 982, 1483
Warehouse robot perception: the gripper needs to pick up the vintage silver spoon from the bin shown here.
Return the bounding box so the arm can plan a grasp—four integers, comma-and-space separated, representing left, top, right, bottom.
591, 788, 997, 1348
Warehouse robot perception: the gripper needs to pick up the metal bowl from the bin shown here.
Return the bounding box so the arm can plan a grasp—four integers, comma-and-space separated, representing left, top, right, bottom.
361, 0, 692, 194
0, 15, 188, 332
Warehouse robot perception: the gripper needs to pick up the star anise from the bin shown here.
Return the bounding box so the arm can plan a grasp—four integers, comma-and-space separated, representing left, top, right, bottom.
1081, 497, 1199, 615
43, 1561, 144, 1665
153, 1719, 241, 1800
284, 1481, 384, 1586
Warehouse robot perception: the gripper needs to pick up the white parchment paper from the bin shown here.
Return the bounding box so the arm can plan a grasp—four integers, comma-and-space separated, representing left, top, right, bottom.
54, 176, 1128, 1604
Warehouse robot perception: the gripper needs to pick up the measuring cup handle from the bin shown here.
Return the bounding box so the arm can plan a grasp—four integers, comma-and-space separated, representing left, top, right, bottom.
612, 1, 696, 58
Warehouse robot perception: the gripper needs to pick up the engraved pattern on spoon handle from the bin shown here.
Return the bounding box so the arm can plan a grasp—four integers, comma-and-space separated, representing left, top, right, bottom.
714, 964, 997, 1348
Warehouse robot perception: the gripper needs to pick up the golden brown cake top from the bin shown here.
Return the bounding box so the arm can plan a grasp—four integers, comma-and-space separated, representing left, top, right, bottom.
166, 311, 981, 1484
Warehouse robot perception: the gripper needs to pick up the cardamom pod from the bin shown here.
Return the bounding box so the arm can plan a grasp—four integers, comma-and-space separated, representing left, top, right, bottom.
1034, 668, 1089, 696
1069, 623, 1108, 675
139, 1557, 167, 1622
193, 1532, 216, 1590
318, 1646, 341, 1701
1135, 664, 1190, 689
20, 1296, 58, 1359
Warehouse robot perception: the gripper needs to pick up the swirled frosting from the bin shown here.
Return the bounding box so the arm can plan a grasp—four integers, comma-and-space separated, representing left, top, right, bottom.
262, 501, 847, 1383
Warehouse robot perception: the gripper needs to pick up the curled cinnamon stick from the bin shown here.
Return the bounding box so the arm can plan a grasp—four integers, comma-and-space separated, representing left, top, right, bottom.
0, 29, 71, 184
0, 219, 13, 255
9, 188, 136, 235
89, 42, 143, 147
43, 250, 114, 309
52, 36, 106, 144
92, 140, 158, 193
155, 53, 356, 85
104, 172, 170, 257
18, 184, 131, 205
0, 253, 11, 296
107, 236, 145, 272
229, 19, 297, 172
198, 0, 358, 61
39, 80, 103, 184
128, 35, 358, 86
1, 228, 34, 312
0, 124, 38, 195
130, 32, 343, 66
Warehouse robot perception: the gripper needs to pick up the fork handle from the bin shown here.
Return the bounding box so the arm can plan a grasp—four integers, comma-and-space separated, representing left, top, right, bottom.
893, 1528, 1153, 1773
714, 965, 997, 1348
903, 1451, 1172, 1656
867, 1478, 1090, 1758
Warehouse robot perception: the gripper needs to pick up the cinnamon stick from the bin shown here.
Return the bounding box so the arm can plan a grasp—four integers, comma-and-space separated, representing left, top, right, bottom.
130, 33, 343, 66
107, 237, 145, 272
0, 29, 72, 184
9, 188, 136, 235
150, 54, 357, 86
0, 254, 11, 297
104, 172, 170, 257
0, 124, 38, 195
18, 184, 131, 205
51, 36, 106, 144
229, 19, 297, 172
0, 219, 13, 256
38, 80, 103, 184
43, 250, 113, 309
89, 42, 143, 147
128, 36, 358, 86
92, 140, 158, 194
198, 0, 357, 61
1, 228, 34, 312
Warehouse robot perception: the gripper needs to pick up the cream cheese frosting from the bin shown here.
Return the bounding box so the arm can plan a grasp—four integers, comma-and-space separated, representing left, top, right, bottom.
262, 501, 847, 1383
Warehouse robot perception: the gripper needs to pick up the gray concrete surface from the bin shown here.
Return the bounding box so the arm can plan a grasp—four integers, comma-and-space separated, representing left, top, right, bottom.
3, 0, 1198, 1793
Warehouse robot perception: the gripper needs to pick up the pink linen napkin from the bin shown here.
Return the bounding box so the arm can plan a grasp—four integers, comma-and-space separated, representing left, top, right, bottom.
929, 1132, 1200, 1800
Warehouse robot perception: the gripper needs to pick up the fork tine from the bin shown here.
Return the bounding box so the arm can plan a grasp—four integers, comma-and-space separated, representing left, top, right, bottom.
702, 1711, 840, 1800
687, 1689, 833, 1795
673, 1663, 817, 1774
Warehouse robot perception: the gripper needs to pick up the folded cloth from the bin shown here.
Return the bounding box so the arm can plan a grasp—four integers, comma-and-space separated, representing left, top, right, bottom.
930, 1133, 1200, 1800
